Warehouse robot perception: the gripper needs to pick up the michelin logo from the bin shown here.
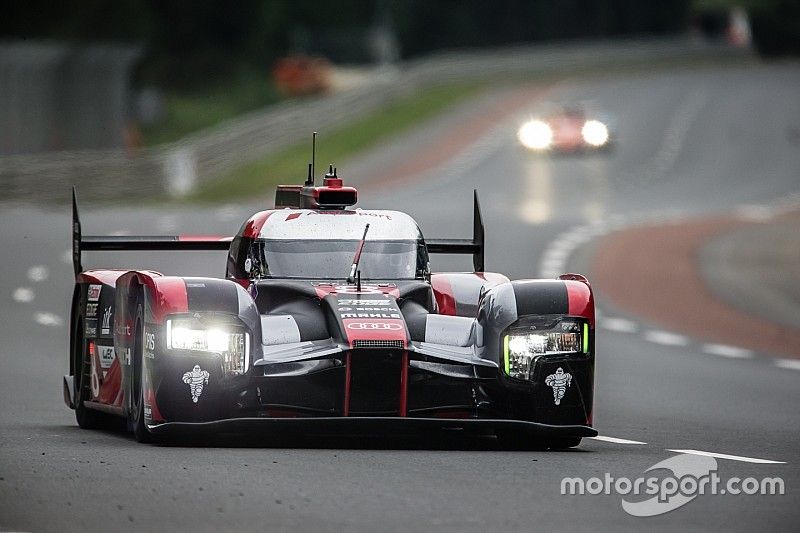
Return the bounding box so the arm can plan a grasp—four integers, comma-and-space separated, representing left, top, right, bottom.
182, 365, 210, 403
545, 367, 572, 405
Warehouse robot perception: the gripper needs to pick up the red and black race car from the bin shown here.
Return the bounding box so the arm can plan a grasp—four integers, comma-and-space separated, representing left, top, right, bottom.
63, 168, 597, 448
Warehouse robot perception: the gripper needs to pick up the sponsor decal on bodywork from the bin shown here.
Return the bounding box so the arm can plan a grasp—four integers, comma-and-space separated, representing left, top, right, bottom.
545, 367, 572, 405
144, 331, 155, 358
85, 318, 98, 337
346, 321, 403, 331
331, 294, 408, 347
87, 284, 102, 302
101, 307, 112, 335
86, 302, 98, 318
182, 365, 210, 403
97, 345, 115, 370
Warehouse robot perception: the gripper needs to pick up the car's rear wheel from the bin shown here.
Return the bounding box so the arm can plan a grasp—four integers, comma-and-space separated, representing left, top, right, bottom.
74, 316, 110, 429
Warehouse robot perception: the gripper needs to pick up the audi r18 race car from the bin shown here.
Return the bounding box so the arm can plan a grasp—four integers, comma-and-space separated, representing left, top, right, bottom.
517, 104, 613, 153
63, 166, 597, 448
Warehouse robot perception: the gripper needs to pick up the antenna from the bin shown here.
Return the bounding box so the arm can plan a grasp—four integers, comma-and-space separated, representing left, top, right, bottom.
311, 131, 317, 185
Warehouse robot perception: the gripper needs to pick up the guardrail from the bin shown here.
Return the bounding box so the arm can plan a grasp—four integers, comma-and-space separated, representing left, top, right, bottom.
0, 38, 750, 204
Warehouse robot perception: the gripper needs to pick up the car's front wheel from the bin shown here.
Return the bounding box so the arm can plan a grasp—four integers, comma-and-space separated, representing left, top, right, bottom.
129, 304, 155, 443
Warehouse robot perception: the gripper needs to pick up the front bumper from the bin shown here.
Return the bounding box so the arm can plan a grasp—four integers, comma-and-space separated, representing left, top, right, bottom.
149, 347, 594, 430
148, 416, 597, 438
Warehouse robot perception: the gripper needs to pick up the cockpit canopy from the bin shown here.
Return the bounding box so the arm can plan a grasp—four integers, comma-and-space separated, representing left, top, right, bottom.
246, 238, 428, 280
238, 209, 430, 281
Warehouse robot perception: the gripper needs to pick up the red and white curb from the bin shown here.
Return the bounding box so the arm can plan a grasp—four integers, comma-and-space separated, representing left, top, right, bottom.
537, 195, 800, 372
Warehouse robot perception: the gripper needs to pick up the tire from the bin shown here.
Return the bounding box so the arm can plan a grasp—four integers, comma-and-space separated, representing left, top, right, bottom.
74, 315, 110, 429
129, 304, 155, 443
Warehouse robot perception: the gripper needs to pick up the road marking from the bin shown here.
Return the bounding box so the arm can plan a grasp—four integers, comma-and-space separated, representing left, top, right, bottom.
602, 317, 638, 334
774, 359, 800, 371
590, 436, 647, 445
702, 343, 753, 358
734, 204, 776, 222
667, 449, 786, 464
643, 330, 689, 346
34, 312, 64, 327
27, 265, 49, 282
12, 287, 35, 303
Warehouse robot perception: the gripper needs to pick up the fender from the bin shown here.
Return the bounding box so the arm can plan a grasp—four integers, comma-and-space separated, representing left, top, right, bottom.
113, 273, 262, 417
430, 272, 509, 317
476, 275, 595, 364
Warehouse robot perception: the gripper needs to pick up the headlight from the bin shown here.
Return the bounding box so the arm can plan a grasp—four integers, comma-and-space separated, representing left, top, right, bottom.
581, 120, 609, 147
166, 319, 249, 375
518, 119, 553, 150
503, 319, 588, 380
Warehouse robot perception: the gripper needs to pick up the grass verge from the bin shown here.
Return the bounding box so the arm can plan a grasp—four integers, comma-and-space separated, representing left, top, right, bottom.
189, 81, 485, 202
141, 71, 282, 146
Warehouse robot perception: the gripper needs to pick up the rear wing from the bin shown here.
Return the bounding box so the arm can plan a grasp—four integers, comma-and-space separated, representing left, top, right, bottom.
71, 188, 230, 276
72, 187, 485, 276
425, 190, 485, 272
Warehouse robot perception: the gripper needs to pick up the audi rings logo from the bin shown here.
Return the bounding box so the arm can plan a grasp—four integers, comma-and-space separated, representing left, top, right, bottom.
346, 322, 403, 331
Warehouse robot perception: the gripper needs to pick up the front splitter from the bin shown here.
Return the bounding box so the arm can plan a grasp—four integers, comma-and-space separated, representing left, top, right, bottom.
148, 416, 597, 438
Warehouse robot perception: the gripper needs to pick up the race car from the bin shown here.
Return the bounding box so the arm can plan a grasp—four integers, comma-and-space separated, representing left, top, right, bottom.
63, 167, 597, 448
517, 105, 612, 153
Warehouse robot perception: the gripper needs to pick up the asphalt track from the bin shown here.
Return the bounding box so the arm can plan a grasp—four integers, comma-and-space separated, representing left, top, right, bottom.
1, 62, 799, 532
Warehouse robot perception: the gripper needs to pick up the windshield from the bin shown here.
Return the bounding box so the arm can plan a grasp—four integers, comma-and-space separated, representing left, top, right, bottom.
247, 239, 428, 280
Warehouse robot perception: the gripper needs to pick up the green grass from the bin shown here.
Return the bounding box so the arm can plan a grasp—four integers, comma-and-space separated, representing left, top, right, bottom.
141, 71, 283, 146
189, 81, 485, 202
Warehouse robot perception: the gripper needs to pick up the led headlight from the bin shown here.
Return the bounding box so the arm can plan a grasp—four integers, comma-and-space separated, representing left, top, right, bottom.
166, 319, 249, 375
503, 320, 588, 380
581, 120, 609, 147
518, 119, 553, 150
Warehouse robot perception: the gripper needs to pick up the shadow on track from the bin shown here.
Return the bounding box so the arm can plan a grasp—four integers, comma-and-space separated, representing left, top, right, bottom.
55, 421, 591, 452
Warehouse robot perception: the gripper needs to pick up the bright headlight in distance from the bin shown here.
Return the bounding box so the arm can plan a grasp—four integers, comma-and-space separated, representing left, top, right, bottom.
581, 120, 609, 147
518, 119, 553, 150
504, 322, 587, 380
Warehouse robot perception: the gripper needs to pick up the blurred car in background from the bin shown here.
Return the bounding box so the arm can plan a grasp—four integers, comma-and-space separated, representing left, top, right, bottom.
272, 54, 332, 96
517, 105, 612, 153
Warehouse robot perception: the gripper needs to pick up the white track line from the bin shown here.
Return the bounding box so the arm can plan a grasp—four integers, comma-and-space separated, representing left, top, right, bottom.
590, 436, 647, 445
602, 317, 638, 334
774, 359, 800, 371
12, 287, 35, 303
734, 204, 776, 222
27, 265, 49, 282
702, 343, 753, 358
34, 312, 63, 327
643, 330, 689, 347
668, 449, 786, 464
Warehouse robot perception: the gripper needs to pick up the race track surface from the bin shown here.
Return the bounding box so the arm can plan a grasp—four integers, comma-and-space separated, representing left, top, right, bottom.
1, 62, 798, 532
